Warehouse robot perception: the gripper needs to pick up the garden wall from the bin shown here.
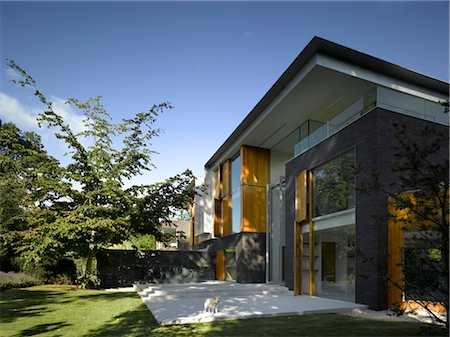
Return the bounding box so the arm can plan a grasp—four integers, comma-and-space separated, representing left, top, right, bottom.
97, 249, 215, 288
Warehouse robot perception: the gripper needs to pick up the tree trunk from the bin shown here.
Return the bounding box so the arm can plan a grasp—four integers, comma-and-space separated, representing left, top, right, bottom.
81, 249, 97, 289
85, 249, 95, 276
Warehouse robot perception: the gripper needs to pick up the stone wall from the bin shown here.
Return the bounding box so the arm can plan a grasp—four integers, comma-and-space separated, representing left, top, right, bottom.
97, 249, 215, 287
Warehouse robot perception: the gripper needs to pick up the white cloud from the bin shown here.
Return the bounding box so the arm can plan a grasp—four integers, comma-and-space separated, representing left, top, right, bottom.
5, 68, 22, 82
0, 92, 40, 128
50, 96, 86, 135
0, 92, 86, 135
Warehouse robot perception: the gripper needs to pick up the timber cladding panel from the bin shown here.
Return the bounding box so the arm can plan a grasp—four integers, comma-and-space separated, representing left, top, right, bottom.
240, 145, 270, 233
241, 185, 267, 232
222, 196, 231, 236
214, 198, 222, 237
216, 250, 225, 281
221, 160, 231, 197
295, 171, 307, 223
241, 145, 270, 186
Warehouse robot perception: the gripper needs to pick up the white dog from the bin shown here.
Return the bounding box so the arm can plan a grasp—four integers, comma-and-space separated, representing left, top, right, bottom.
203, 296, 220, 314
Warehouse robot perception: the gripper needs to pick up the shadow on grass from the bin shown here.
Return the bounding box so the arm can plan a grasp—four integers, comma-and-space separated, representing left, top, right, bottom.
12, 321, 70, 337
0, 286, 141, 324
0, 289, 64, 323
149, 314, 446, 337
83, 301, 159, 337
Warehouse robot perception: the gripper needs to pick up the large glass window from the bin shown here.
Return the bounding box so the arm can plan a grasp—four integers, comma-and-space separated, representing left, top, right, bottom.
313, 222, 355, 302
313, 150, 355, 217
404, 229, 443, 302
231, 155, 241, 233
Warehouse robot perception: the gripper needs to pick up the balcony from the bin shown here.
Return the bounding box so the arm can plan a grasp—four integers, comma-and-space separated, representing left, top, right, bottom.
294, 87, 447, 157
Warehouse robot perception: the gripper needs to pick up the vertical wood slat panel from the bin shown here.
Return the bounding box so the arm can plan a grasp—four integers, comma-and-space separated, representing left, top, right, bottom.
296, 171, 307, 222
214, 168, 220, 199
222, 195, 231, 236
214, 198, 222, 238
240, 145, 270, 233
241, 146, 270, 186
216, 250, 225, 281
241, 185, 266, 232
387, 197, 404, 308
222, 160, 231, 197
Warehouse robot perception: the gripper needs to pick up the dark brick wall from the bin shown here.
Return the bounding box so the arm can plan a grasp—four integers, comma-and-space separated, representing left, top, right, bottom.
97, 250, 215, 288
193, 232, 266, 283
284, 108, 448, 310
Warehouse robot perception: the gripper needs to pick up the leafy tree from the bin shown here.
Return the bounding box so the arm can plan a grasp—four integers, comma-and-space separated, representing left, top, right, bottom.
362, 122, 448, 328
0, 121, 65, 271
6, 60, 194, 286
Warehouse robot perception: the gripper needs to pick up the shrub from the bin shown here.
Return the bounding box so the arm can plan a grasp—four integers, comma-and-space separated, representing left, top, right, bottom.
0, 271, 42, 290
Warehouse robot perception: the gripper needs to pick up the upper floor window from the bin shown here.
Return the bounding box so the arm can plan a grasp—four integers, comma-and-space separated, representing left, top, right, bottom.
313, 150, 355, 217
231, 155, 241, 233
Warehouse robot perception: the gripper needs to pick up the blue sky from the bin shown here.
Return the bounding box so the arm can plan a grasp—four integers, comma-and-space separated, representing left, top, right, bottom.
1, 1, 448, 185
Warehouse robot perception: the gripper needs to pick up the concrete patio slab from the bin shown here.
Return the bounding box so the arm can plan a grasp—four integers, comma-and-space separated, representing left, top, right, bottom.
137, 282, 367, 325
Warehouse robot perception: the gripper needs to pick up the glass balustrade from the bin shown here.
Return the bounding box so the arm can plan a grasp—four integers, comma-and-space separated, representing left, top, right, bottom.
294, 87, 446, 158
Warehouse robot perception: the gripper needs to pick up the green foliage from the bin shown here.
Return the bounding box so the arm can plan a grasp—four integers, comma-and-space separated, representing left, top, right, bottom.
131, 234, 156, 250
0, 120, 66, 272
4, 60, 195, 284
0, 271, 42, 290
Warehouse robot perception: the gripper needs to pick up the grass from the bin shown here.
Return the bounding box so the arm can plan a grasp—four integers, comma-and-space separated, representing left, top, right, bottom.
0, 285, 446, 337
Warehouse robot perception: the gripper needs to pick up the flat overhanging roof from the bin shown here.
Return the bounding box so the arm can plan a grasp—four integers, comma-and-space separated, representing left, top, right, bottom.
205, 36, 449, 168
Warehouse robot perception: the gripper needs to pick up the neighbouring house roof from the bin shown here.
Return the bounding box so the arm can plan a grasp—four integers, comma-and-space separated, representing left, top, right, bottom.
205, 36, 449, 168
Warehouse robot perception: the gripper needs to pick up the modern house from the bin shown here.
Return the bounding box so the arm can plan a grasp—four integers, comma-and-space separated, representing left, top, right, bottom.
192, 37, 449, 311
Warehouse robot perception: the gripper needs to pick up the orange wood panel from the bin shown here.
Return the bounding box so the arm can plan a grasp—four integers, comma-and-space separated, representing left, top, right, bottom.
214, 198, 222, 238
241, 145, 270, 187
189, 201, 195, 246
401, 301, 446, 313
241, 185, 266, 232
296, 171, 307, 223
222, 195, 231, 236
221, 160, 231, 197
388, 197, 403, 308
216, 250, 225, 281
214, 168, 220, 199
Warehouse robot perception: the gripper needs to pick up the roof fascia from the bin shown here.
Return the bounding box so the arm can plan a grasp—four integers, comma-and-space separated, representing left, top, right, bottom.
316, 54, 448, 102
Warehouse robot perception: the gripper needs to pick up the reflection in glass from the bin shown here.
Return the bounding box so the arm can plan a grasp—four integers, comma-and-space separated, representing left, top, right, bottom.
404, 229, 443, 302
302, 230, 310, 294
313, 150, 355, 217
231, 155, 241, 233
313, 223, 355, 302
225, 248, 237, 280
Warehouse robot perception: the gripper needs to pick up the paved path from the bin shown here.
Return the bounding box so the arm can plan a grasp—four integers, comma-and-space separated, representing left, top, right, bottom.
137, 282, 367, 325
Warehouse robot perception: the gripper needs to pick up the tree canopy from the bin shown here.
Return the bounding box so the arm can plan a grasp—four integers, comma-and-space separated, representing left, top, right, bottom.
2, 60, 195, 285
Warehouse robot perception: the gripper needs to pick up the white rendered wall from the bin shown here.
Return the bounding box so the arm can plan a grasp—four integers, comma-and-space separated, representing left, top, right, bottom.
270, 150, 292, 184
201, 168, 214, 237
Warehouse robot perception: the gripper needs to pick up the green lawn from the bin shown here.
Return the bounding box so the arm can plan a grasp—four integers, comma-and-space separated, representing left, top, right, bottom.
0, 285, 445, 337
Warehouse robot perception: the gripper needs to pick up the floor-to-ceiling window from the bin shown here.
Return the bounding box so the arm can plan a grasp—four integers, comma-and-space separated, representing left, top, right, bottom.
312, 150, 356, 302
268, 180, 286, 283
231, 155, 241, 233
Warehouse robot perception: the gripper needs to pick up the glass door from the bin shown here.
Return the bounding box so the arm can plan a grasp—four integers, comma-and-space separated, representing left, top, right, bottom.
267, 178, 286, 283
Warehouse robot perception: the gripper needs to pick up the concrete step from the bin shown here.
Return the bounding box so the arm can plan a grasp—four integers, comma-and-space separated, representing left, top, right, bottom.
136, 282, 291, 301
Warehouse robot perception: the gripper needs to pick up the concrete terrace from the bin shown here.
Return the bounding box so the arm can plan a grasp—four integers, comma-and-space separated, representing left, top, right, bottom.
136, 282, 367, 325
